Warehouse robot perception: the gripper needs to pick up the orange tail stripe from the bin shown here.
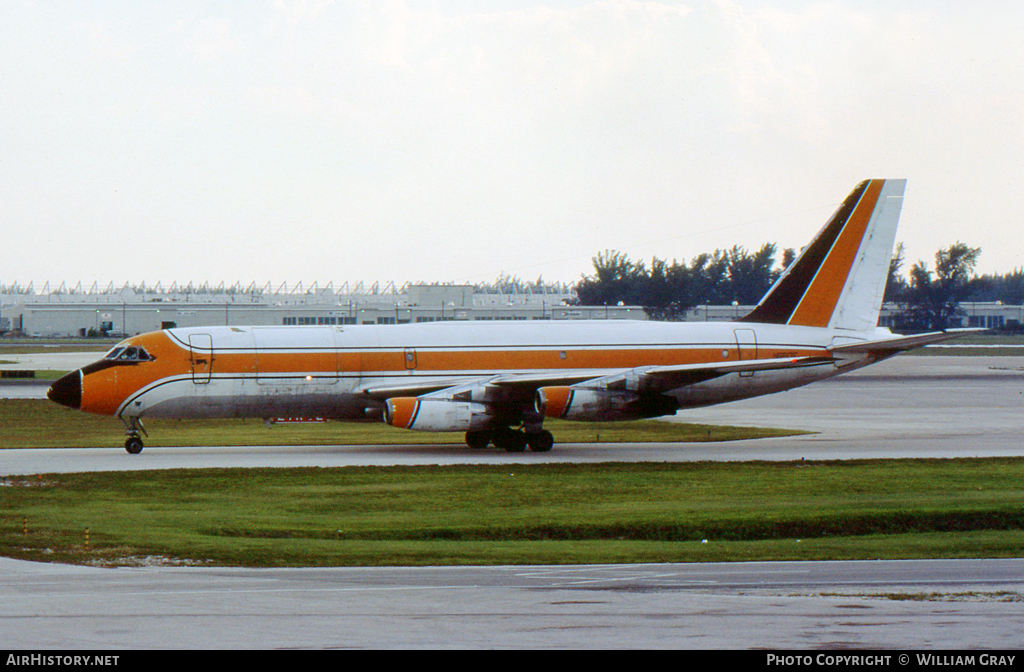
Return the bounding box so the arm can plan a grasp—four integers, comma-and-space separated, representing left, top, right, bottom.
789, 180, 884, 327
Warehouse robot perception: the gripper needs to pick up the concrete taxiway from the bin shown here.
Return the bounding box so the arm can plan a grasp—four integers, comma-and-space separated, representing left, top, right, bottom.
2, 557, 1022, 649
0, 351, 99, 372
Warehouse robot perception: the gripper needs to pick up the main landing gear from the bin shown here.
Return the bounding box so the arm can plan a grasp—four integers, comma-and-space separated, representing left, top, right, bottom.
464, 428, 554, 453
121, 416, 147, 455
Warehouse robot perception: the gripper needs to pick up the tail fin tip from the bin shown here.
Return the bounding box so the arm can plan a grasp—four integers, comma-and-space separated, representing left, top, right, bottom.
741, 179, 906, 331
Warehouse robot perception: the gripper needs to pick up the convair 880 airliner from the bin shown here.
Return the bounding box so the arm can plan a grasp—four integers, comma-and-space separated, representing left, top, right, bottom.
48, 179, 958, 454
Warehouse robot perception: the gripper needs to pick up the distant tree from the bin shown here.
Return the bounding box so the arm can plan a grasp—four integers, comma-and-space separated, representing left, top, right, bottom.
725, 243, 779, 305
965, 268, 1024, 305
640, 257, 684, 321
884, 242, 909, 303
903, 242, 981, 330
687, 251, 730, 307
578, 240, 996, 328
576, 243, 784, 320
999, 269, 1024, 305
575, 251, 650, 309
476, 273, 572, 295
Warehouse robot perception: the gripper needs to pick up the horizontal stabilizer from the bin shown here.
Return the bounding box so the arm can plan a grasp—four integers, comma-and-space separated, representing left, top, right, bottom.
633, 356, 834, 391
829, 329, 981, 356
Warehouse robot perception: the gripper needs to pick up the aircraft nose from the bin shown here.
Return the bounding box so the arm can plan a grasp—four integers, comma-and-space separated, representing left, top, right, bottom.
47, 370, 82, 410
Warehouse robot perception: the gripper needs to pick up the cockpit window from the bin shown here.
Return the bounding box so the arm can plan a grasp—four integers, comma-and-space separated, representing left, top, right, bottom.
104, 346, 155, 362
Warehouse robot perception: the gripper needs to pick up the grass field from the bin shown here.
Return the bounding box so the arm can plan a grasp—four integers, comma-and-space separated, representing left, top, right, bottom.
0, 399, 803, 449
910, 348, 1024, 357
0, 370, 67, 380
936, 333, 1024, 345
3, 459, 1023, 567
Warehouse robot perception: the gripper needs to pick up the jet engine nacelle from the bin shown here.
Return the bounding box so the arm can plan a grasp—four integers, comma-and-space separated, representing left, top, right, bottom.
384, 397, 493, 432
535, 386, 636, 421
536, 386, 679, 422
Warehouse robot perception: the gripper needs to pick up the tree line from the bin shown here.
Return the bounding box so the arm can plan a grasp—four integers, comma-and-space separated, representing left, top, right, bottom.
575, 241, 1019, 331
575, 244, 795, 321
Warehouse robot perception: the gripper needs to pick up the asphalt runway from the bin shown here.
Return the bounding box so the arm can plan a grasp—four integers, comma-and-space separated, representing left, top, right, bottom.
0, 379, 50, 400
2, 354, 1024, 649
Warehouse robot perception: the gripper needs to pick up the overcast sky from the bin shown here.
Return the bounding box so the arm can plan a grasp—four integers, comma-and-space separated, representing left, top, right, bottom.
2, 0, 1023, 290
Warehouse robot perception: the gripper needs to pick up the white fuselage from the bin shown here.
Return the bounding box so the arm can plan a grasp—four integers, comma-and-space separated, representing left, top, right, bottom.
101, 320, 881, 421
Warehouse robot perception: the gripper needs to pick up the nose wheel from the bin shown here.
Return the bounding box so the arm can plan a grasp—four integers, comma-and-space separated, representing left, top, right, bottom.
121, 417, 148, 454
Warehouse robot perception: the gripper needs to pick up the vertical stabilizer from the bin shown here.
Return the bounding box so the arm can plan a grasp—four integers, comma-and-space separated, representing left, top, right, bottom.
741, 179, 905, 331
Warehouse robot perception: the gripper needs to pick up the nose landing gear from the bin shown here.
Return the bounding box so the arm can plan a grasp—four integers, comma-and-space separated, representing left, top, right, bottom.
121, 417, 148, 454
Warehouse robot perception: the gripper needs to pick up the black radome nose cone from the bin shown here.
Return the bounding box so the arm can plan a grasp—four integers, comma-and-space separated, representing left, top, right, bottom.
47, 370, 82, 410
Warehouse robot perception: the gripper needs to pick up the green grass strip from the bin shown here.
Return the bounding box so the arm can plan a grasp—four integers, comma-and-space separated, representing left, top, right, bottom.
0, 399, 802, 449
3, 459, 1024, 567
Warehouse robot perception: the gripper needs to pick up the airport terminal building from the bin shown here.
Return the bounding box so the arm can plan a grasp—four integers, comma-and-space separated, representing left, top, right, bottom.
0, 281, 646, 338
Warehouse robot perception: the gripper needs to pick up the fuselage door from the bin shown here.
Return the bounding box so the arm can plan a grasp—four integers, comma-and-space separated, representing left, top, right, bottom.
189, 333, 213, 384
734, 329, 757, 377
403, 348, 417, 372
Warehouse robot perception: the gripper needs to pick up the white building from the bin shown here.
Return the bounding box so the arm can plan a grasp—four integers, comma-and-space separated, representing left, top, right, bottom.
0, 281, 645, 338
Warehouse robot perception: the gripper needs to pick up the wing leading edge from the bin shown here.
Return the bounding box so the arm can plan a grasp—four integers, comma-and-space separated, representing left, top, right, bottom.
362, 354, 836, 402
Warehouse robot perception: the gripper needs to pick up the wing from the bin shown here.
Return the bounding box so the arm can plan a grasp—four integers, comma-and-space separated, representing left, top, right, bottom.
356, 369, 615, 400
371, 354, 846, 431
360, 355, 835, 404
559, 355, 835, 394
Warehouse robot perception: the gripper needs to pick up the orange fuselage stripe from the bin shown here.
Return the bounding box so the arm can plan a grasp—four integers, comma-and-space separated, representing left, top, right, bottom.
78, 331, 826, 416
